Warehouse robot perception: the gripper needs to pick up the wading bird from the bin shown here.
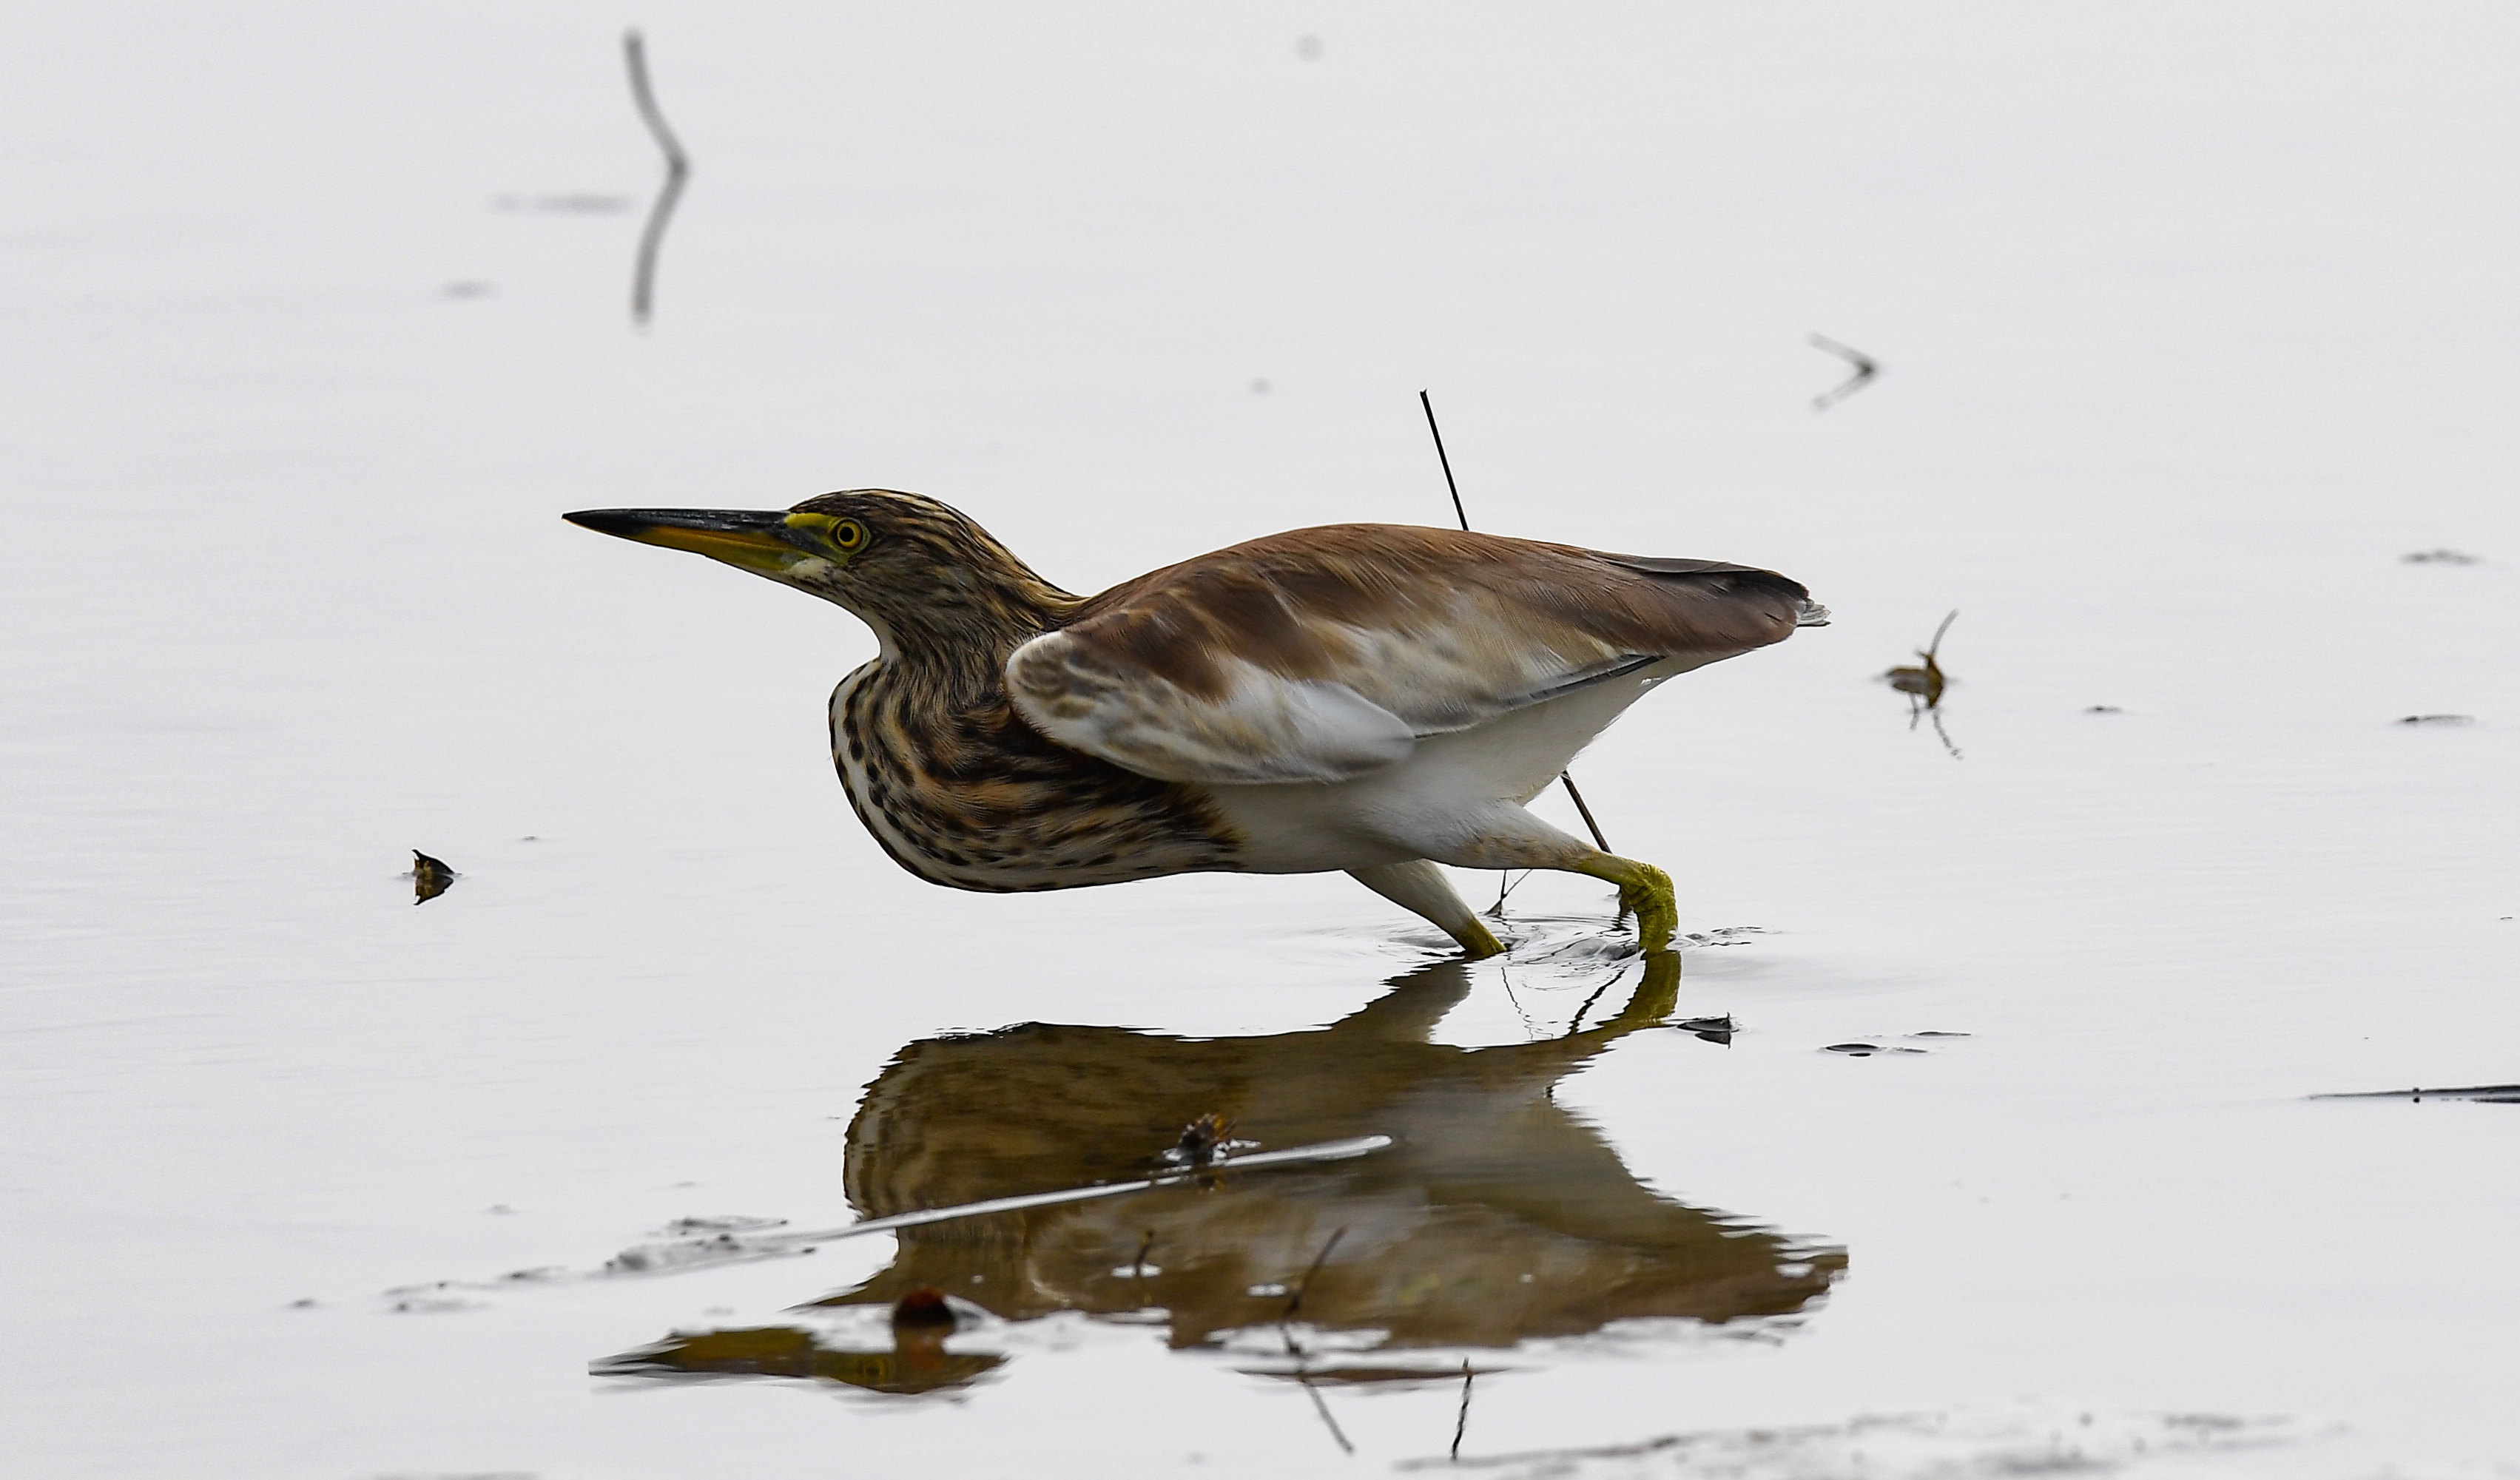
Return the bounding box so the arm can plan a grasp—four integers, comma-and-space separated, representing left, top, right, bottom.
566, 491, 1824, 957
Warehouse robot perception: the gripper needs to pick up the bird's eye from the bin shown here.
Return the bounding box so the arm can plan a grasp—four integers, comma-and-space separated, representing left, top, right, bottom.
829, 518, 867, 551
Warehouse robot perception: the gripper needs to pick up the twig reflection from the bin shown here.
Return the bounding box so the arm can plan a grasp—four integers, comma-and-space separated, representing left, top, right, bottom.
623, 30, 690, 326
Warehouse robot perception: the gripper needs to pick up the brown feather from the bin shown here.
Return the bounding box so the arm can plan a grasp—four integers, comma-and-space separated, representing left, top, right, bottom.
1057, 524, 1809, 701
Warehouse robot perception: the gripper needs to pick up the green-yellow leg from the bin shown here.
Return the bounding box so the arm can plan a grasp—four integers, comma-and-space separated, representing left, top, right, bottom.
1452, 916, 1507, 959
1347, 860, 1507, 960
1569, 855, 1678, 952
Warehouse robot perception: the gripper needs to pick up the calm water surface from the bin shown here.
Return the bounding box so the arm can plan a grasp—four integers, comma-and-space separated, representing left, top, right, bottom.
4, 6, 2516, 1476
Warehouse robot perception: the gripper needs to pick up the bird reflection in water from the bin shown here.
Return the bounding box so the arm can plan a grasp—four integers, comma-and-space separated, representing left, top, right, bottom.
598, 951, 1844, 1395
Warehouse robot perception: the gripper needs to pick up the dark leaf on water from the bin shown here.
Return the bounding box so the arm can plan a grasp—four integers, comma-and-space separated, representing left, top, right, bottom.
1674, 1015, 1735, 1045
411, 851, 456, 904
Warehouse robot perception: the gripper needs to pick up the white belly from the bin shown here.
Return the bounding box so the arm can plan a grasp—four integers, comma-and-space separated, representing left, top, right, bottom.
1201, 655, 1703, 873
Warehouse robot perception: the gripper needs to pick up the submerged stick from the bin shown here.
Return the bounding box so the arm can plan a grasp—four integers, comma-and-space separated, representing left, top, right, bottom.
624, 30, 691, 325
1417, 391, 1613, 854
823, 1138, 1386, 1243
1279, 1225, 1358, 1455
1451, 1359, 1475, 1460
599, 1135, 1391, 1277
1281, 1225, 1348, 1322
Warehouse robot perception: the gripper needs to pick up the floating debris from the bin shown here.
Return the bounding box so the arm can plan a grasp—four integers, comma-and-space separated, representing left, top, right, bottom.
2311, 1084, 2520, 1104
2086, 705, 2122, 714
1674, 1015, 1735, 1045
1822, 1042, 1927, 1057
658, 1214, 786, 1236
1809, 334, 1879, 410
2396, 714, 2475, 726
410, 850, 456, 904
1883, 612, 1961, 757
2402, 549, 2482, 564
1165, 1112, 1244, 1171
383, 1280, 481, 1314
1884, 612, 1956, 708
1401, 1404, 2310, 1474
891, 1285, 956, 1330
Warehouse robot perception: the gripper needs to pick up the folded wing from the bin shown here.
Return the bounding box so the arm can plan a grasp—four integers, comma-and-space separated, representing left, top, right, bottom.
1005, 524, 1812, 785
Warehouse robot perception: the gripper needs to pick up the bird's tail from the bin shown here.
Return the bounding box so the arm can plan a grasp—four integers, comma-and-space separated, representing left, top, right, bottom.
1795, 599, 1832, 628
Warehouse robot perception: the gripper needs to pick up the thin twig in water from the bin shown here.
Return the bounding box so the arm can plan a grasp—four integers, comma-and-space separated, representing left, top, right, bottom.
1278, 1225, 1355, 1455
600, 1135, 1390, 1277
1451, 1359, 1475, 1460
1497, 962, 1537, 1041
1281, 1226, 1347, 1322
1418, 391, 1613, 856
1131, 1229, 1154, 1282
1929, 706, 1961, 760
1298, 1367, 1356, 1454
624, 30, 691, 326
1564, 967, 1620, 1035
1808, 334, 1879, 410
1557, 772, 1612, 853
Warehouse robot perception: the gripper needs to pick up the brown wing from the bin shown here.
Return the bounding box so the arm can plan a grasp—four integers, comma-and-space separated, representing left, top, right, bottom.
1003, 524, 1815, 785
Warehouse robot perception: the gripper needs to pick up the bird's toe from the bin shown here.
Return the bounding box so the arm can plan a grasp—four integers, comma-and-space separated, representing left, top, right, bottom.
1617, 864, 1679, 951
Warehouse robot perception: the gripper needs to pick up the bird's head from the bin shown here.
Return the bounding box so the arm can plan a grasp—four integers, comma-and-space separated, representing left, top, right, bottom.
565, 489, 1079, 655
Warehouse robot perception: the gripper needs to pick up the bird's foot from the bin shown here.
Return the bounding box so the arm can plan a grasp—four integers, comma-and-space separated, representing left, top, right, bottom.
1574, 855, 1678, 953
1617, 865, 1678, 953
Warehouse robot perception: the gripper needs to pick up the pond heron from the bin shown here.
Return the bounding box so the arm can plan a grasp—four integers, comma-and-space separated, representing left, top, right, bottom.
566, 490, 1824, 958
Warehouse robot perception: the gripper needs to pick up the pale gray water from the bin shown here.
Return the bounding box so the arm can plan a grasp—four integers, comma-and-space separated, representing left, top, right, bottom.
3, 5, 2516, 1476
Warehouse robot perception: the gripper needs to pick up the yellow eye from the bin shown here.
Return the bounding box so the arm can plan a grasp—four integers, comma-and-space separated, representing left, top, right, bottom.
829, 518, 867, 552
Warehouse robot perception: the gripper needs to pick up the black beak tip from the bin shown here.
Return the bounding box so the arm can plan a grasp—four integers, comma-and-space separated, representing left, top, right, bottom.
565, 508, 644, 538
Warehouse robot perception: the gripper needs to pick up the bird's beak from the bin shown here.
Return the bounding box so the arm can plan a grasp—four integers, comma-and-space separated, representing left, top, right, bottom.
564, 508, 821, 576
